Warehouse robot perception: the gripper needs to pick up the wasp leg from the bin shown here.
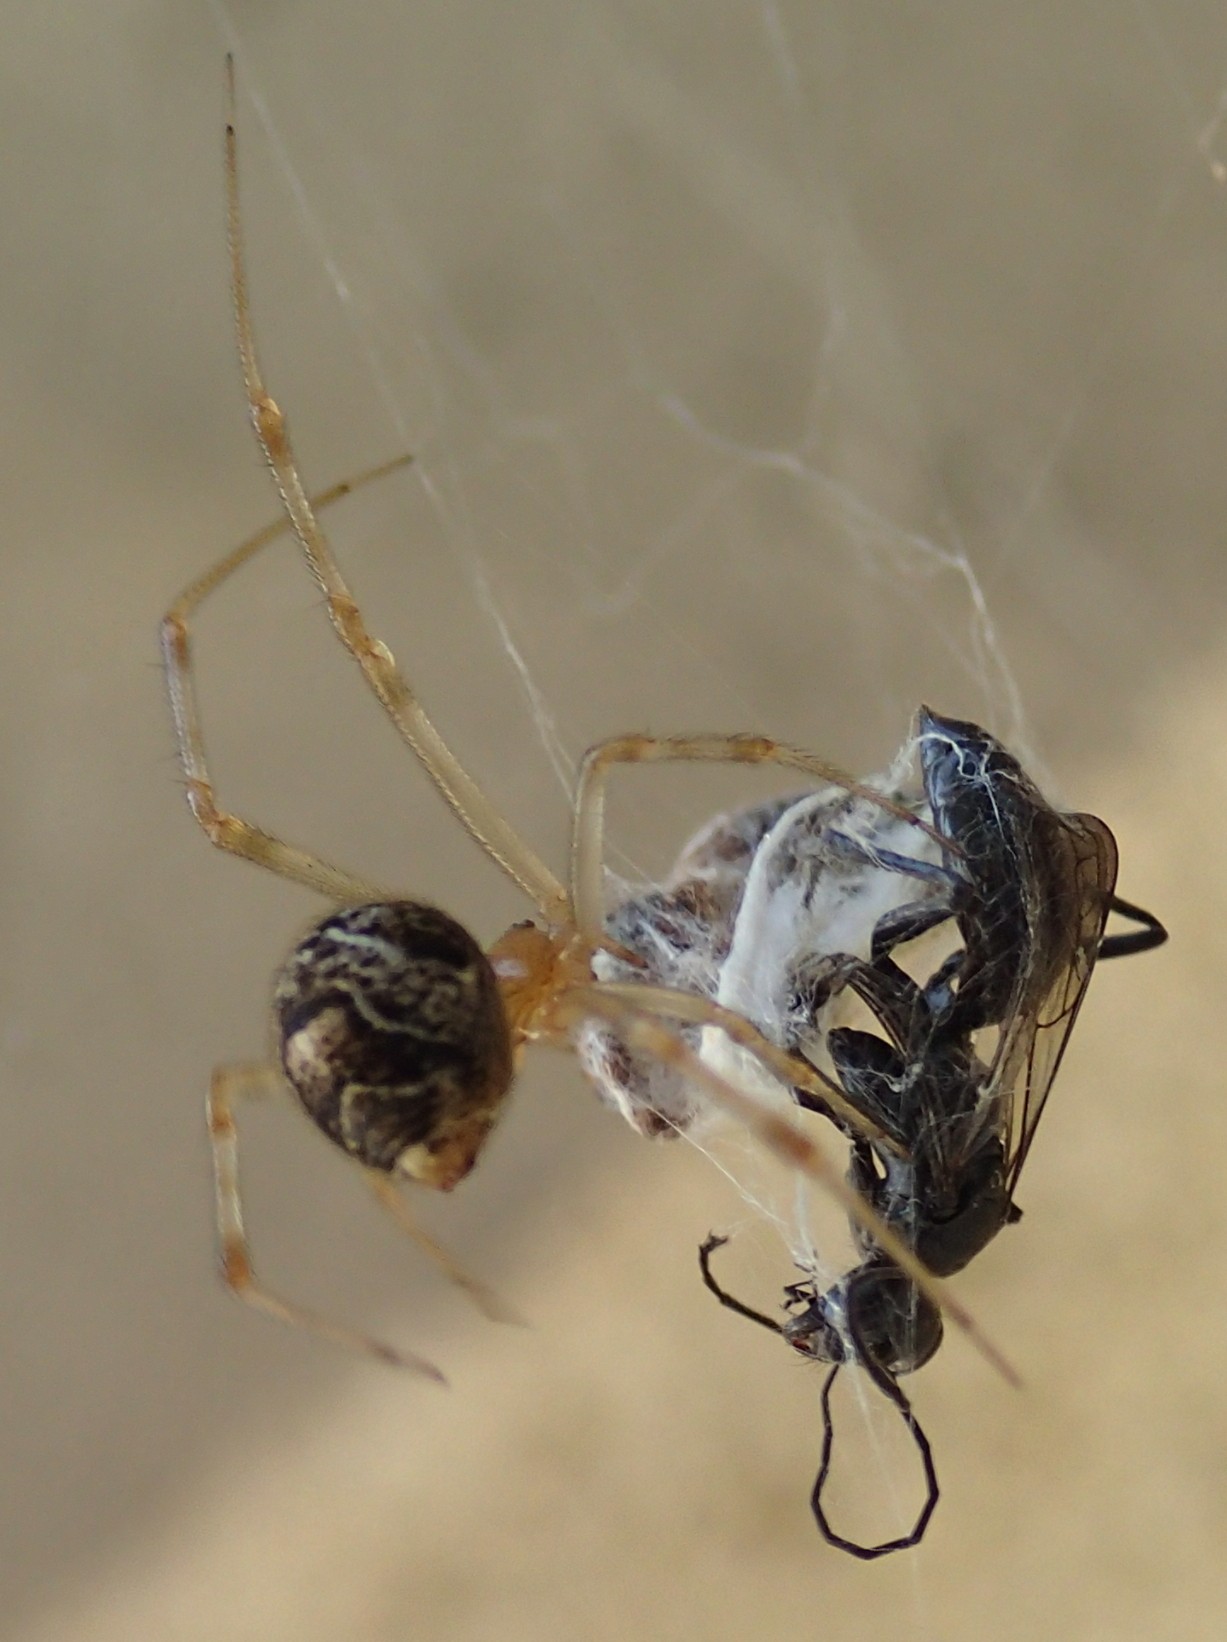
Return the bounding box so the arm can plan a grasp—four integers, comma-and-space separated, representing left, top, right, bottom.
1099, 894, 1168, 958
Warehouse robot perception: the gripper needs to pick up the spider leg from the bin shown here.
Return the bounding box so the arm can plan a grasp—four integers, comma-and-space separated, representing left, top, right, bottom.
162, 461, 412, 902
207, 1062, 446, 1380
569, 733, 948, 944
549, 984, 1018, 1388
223, 60, 567, 923
588, 978, 902, 1153
365, 1172, 527, 1327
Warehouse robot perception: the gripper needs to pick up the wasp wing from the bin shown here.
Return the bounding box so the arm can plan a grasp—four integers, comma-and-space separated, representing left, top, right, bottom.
989, 809, 1119, 1195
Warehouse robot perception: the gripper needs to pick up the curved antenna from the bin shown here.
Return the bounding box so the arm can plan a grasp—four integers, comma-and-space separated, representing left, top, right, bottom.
810, 1353, 939, 1559
700, 1237, 940, 1557
566, 985, 1015, 1385
698, 1234, 785, 1335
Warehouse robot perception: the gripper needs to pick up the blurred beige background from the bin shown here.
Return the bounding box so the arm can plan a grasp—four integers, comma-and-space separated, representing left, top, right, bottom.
5, 4, 1227, 1638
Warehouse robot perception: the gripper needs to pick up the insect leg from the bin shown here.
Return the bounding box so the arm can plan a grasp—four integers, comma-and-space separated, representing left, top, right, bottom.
552, 984, 1019, 1387
867, 897, 956, 963
581, 979, 900, 1152
825, 830, 958, 892
1099, 893, 1168, 958
789, 943, 929, 1059
824, 1029, 913, 1145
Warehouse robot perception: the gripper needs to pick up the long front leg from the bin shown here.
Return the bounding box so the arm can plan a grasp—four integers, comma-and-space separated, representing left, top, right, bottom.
548, 986, 1018, 1389
224, 62, 567, 923
586, 978, 902, 1153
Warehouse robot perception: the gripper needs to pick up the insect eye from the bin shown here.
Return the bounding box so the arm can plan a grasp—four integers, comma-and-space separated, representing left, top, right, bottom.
273, 902, 514, 1188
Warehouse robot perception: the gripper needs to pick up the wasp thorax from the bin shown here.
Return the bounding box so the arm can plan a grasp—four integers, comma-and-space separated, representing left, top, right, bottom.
273, 902, 513, 1190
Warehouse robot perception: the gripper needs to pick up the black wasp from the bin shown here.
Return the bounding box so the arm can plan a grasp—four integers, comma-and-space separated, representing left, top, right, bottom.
701, 707, 1167, 1558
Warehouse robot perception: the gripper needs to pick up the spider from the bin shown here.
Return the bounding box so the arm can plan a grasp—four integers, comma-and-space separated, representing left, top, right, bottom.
159, 60, 1011, 1385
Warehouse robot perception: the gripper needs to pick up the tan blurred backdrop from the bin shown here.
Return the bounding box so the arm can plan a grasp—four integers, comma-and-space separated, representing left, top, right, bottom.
4, 5, 1227, 1639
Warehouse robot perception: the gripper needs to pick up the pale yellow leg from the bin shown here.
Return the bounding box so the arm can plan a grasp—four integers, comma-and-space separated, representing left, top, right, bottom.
592, 980, 900, 1154
161, 458, 414, 902
569, 732, 938, 943
224, 60, 568, 923
367, 1172, 528, 1327
548, 988, 1018, 1390
207, 1063, 446, 1381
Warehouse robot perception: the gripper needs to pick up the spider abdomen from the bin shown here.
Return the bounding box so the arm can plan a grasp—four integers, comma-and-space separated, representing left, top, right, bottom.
273, 902, 514, 1190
